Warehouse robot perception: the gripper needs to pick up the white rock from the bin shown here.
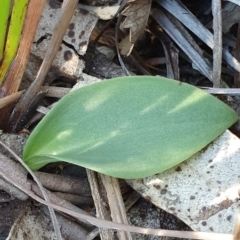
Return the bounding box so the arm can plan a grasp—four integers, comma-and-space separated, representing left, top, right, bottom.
127, 130, 240, 233
34, 2, 98, 55
28, 1, 98, 81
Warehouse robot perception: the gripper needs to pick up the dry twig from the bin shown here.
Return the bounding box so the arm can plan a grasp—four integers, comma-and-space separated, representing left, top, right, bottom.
34, 171, 90, 196
234, 24, 240, 87
212, 0, 222, 87
101, 174, 133, 239
86, 169, 115, 239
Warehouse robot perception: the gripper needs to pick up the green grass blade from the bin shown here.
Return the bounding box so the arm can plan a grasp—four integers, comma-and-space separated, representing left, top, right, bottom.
23, 76, 238, 179
0, 0, 11, 61
0, 0, 29, 84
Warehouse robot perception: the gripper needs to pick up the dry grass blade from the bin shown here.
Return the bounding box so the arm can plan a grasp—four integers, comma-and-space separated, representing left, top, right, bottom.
9, 0, 79, 132
201, 87, 240, 95
161, 42, 179, 80
234, 24, 240, 87
151, 8, 213, 81
157, 0, 240, 73
212, 0, 222, 87
222, 2, 240, 33
116, 15, 131, 75
222, 49, 240, 73
0, 141, 62, 240
157, 0, 214, 48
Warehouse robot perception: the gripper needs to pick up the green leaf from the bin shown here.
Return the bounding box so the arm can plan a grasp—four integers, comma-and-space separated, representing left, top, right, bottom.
0, 0, 29, 84
23, 76, 238, 179
0, 0, 11, 61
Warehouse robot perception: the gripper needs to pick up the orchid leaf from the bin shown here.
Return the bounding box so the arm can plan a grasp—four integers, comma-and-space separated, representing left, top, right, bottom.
23, 76, 238, 179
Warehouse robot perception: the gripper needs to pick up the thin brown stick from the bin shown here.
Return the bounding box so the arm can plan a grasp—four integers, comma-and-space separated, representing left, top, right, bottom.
0, 86, 70, 110
0, 90, 25, 109
34, 171, 90, 196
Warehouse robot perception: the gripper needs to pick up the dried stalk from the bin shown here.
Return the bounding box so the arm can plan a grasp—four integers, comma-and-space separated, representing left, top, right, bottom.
157, 0, 240, 74
53, 192, 93, 207
0, 87, 70, 110
212, 0, 222, 87
201, 87, 240, 95
101, 174, 133, 240
0, 90, 25, 109
234, 23, 240, 87
34, 171, 90, 196
86, 169, 115, 240
151, 8, 213, 81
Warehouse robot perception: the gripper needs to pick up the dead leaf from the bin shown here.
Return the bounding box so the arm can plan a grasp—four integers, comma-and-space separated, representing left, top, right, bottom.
119, 34, 134, 56
120, 0, 152, 44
